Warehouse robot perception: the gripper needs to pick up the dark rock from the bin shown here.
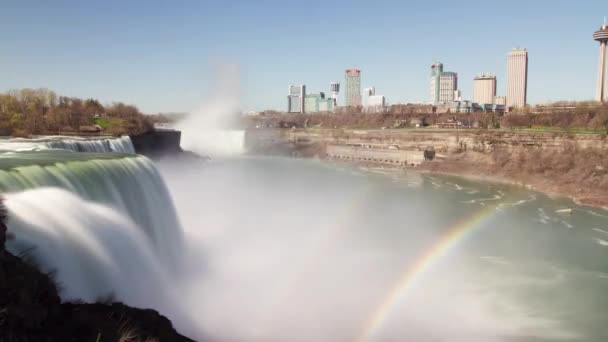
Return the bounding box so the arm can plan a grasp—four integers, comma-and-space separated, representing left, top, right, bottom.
130, 129, 182, 158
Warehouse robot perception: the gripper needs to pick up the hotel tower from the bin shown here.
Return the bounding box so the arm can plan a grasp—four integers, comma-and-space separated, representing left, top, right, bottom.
506, 48, 528, 109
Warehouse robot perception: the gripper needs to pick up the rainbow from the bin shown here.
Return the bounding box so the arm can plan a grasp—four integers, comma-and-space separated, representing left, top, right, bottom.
357, 204, 499, 341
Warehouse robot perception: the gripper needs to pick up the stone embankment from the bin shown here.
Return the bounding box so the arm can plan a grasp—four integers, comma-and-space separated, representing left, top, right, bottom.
245, 128, 608, 207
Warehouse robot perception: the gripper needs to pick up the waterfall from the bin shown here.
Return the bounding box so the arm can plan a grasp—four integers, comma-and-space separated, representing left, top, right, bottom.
0, 136, 135, 153
180, 129, 245, 156
45, 136, 135, 153
0, 152, 182, 267
5, 188, 170, 306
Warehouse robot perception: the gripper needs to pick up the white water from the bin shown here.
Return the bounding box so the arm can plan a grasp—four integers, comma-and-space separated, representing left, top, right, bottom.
6, 188, 168, 303
175, 63, 245, 156
0, 136, 135, 153
1, 153, 182, 267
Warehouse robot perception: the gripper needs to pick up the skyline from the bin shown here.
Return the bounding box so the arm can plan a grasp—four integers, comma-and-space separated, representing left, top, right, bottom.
0, 0, 607, 113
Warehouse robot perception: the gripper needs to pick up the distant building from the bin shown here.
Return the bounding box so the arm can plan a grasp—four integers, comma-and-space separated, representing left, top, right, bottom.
345, 69, 361, 106
494, 96, 507, 106
367, 95, 386, 108
454, 90, 462, 101
362, 86, 386, 111
304, 92, 333, 113
594, 23, 608, 102
362, 87, 375, 107
330, 82, 340, 107
287, 85, 306, 113
506, 48, 528, 109
430, 62, 458, 103
473, 74, 497, 104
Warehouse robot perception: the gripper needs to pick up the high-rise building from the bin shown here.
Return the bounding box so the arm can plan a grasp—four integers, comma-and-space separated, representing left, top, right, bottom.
330, 82, 340, 107
287, 85, 306, 113
594, 23, 608, 102
473, 74, 497, 104
506, 48, 528, 109
362, 87, 375, 107
362, 86, 385, 111
345, 69, 361, 106
430, 62, 458, 103
304, 92, 333, 113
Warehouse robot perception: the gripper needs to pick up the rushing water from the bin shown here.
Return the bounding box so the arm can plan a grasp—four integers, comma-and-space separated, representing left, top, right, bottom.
3, 150, 608, 341
1, 151, 183, 268
0, 136, 135, 153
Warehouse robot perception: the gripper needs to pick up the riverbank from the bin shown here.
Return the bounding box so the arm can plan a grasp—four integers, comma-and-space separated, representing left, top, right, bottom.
420, 157, 608, 209
245, 128, 608, 209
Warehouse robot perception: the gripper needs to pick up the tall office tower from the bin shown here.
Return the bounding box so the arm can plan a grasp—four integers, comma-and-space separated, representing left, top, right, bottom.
594, 22, 608, 102
287, 85, 306, 113
330, 82, 340, 107
430, 62, 458, 103
473, 73, 497, 104
506, 48, 528, 109
345, 69, 361, 106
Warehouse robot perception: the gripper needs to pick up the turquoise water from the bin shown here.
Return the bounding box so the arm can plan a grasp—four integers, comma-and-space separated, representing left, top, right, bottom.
1, 149, 608, 341
159, 157, 608, 341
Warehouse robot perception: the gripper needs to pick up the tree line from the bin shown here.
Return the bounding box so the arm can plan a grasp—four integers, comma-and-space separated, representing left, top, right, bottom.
0, 88, 152, 136
249, 102, 608, 133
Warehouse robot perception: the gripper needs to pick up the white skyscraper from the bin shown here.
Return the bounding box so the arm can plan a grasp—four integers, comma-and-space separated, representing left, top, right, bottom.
362, 87, 375, 107
473, 74, 497, 104
506, 48, 528, 109
287, 85, 306, 113
330, 82, 340, 107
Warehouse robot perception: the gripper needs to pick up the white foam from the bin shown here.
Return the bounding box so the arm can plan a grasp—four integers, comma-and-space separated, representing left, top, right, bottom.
593, 238, 608, 247
592, 228, 608, 235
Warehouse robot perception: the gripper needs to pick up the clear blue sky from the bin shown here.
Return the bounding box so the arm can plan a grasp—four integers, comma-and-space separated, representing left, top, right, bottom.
1, 0, 606, 113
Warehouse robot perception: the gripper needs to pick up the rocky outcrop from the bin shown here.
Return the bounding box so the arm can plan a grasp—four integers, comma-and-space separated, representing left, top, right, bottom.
130, 129, 182, 158
0, 199, 195, 341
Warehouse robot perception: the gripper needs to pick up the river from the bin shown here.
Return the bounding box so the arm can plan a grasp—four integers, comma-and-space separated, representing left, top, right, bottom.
2, 138, 608, 341
157, 156, 608, 341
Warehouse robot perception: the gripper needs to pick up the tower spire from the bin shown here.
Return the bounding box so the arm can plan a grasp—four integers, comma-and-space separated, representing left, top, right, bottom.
594, 22, 608, 102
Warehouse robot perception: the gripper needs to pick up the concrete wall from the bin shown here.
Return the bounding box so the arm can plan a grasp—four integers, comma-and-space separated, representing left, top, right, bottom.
326, 145, 425, 166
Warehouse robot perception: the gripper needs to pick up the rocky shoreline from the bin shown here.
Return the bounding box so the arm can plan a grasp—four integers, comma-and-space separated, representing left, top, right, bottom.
245, 128, 608, 209
331, 158, 608, 209
0, 200, 194, 342
418, 158, 608, 209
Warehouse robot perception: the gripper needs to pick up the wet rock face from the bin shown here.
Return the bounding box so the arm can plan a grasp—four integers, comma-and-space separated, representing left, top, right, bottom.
0, 223, 5, 254
0, 199, 5, 254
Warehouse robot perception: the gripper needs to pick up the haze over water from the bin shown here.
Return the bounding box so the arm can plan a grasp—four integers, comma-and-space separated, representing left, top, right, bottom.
2, 133, 608, 340
156, 156, 608, 341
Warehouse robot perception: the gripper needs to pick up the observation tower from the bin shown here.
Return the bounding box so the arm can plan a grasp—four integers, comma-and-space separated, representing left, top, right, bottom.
594, 21, 608, 102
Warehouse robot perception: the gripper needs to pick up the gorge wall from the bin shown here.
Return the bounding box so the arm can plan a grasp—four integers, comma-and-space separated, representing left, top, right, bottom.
245, 128, 608, 206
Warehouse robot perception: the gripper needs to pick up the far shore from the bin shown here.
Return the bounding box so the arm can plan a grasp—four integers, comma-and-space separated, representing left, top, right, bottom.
323, 158, 608, 210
